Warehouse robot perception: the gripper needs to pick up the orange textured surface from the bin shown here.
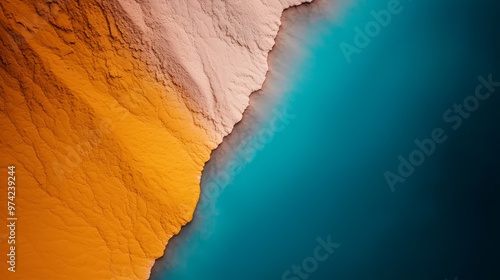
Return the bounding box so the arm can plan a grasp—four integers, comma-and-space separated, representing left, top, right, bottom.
0, 0, 214, 279
0, 0, 316, 278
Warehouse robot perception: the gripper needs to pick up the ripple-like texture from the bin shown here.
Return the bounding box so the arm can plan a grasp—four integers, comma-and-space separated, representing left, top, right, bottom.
0, 0, 312, 279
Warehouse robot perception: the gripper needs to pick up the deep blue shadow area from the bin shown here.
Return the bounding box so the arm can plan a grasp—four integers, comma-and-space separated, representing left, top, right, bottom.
151, 0, 500, 279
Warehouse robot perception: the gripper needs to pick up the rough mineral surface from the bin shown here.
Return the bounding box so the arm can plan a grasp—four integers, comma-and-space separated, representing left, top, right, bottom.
112, 0, 313, 140
0, 0, 311, 279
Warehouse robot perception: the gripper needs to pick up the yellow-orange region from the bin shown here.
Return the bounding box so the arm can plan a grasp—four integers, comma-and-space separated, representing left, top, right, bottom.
0, 0, 215, 279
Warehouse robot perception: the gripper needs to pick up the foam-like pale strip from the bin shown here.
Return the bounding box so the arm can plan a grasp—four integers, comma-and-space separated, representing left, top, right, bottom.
112, 0, 313, 141
0, 0, 311, 279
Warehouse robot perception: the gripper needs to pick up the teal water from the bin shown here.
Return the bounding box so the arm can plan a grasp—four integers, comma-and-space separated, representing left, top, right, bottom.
151, 0, 500, 279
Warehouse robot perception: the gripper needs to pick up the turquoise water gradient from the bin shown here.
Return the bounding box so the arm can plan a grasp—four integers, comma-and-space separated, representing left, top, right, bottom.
151, 0, 500, 279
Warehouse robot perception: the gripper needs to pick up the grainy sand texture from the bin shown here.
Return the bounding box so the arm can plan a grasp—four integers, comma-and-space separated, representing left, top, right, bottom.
0, 0, 313, 279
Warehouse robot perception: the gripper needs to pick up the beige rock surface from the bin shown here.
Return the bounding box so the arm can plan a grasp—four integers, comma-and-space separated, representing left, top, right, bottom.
0, 0, 315, 279
110, 0, 313, 141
